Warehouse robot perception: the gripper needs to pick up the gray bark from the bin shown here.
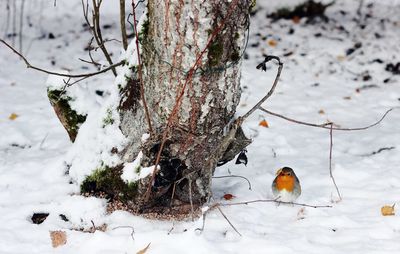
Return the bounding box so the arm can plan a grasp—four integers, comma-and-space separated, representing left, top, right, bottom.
118, 0, 250, 214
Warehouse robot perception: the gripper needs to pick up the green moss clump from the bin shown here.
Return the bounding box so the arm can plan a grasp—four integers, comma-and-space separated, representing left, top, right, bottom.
250, 0, 257, 10
102, 108, 115, 127
208, 41, 224, 66
138, 18, 150, 42
80, 165, 139, 202
135, 165, 141, 174
47, 89, 87, 142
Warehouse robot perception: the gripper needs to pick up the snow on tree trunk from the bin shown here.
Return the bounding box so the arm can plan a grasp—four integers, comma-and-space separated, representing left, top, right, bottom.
117, 0, 250, 215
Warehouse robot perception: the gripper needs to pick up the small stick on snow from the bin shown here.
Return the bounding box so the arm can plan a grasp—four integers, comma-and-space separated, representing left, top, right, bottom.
219, 199, 333, 209
216, 206, 242, 237
112, 226, 135, 241
212, 175, 252, 190
329, 123, 342, 201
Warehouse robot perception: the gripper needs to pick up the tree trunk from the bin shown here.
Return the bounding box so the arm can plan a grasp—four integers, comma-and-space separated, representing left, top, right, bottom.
88, 0, 251, 216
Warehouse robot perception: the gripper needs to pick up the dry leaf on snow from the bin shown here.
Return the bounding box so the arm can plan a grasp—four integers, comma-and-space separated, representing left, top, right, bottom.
9, 113, 18, 120
137, 242, 151, 254
223, 194, 235, 200
268, 39, 277, 47
381, 204, 395, 216
50, 230, 67, 248
259, 119, 269, 128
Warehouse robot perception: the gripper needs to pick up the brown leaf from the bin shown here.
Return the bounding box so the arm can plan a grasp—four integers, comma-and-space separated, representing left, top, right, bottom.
137, 242, 151, 254
318, 109, 325, 114
292, 16, 301, 24
9, 113, 18, 120
223, 194, 235, 200
381, 204, 395, 216
50, 231, 67, 248
259, 119, 269, 128
268, 39, 277, 47
343, 96, 352, 100
337, 55, 346, 61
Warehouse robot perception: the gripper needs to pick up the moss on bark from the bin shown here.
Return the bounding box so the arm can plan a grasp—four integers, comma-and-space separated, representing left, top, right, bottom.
47, 89, 87, 142
80, 165, 139, 202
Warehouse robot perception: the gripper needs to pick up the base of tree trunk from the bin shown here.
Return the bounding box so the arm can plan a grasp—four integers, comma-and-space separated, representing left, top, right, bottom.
107, 198, 202, 220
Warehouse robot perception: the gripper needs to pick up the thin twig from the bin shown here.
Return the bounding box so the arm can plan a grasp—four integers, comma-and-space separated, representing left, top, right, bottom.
81, 0, 117, 76
120, 0, 128, 50
1, 38, 124, 79
144, 0, 241, 202
241, 56, 283, 120
195, 203, 219, 234
12, 0, 16, 46
212, 175, 252, 190
219, 199, 333, 208
362, 146, 395, 157
259, 107, 395, 131
19, 0, 25, 53
132, 0, 153, 135
329, 123, 342, 201
112, 226, 135, 241
188, 179, 194, 221
216, 206, 242, 237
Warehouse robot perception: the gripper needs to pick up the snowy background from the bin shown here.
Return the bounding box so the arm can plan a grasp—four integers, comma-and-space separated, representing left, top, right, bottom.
1, 0, 400, 253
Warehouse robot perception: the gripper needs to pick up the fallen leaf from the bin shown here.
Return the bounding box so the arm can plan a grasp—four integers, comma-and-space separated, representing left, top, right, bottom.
343, 96, 351, 100
223, 194, 235, 200
337, 55, 346, 61
268, 39, 277, 47
137, 242, 151, 254
381, 204, 395, 216
292, 16, 301, 24
9, 113, 18, 120
318, 109, 325, 114
259, 119, 269, 128
50, 231, 67, 248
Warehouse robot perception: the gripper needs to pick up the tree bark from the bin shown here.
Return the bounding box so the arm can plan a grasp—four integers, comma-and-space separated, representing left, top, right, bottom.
116, 0, 250, 215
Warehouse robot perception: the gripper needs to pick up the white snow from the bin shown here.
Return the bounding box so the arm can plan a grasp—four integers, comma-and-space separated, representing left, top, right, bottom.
1, 0, 400, 253
121, 152, 155, 183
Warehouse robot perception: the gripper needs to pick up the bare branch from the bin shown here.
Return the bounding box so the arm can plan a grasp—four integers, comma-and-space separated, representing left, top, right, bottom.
120, 0, 128, 50
19, 0, 26, 53
259, 107, 395, 131
329, 124, 342, 201
241, 55, 283, 120
216, 206, 242, 236
131, 0, 153, 135
81, 0, 117, 76
0, 39, 124, 80
219, 199, 333, 208
112, 226, 135, 241
212, 175, 252, 190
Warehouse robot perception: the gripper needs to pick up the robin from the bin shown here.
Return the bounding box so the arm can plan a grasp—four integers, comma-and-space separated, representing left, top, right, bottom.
272, 167, 301, 202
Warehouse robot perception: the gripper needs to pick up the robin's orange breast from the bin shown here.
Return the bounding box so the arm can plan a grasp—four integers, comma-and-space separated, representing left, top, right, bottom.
275, 175, 295, 192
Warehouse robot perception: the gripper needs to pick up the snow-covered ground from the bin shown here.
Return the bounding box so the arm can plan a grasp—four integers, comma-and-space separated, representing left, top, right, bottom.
1, 0, 400, 253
